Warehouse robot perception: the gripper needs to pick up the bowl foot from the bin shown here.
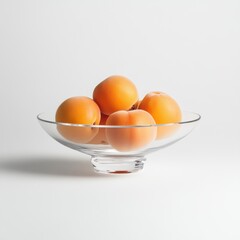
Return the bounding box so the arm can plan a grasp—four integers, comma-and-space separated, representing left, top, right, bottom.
91, 156, 146, 174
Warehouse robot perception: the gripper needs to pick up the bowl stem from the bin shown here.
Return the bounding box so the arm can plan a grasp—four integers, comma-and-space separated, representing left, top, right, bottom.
91, 156, 146, 174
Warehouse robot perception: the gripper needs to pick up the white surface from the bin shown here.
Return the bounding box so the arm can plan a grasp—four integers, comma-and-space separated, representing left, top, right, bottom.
0, 0, 240, 239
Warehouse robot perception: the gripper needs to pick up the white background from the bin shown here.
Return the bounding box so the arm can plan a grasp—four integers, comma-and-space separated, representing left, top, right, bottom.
0, 0, 240, 239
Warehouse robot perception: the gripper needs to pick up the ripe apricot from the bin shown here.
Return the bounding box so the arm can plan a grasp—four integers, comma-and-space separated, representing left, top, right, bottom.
105, 110, 157, 151
93, 75, 138, 115
55, 96, 101, 143
88, 114, 108, 144
139, 92, 181, 139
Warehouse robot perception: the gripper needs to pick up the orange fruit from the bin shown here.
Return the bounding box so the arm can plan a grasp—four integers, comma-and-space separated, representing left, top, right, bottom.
88, 114, 108, 144
93, 75, 138, 115
139, 91, 181, 139
106, 109, 157, 151
55, 96, 101, 143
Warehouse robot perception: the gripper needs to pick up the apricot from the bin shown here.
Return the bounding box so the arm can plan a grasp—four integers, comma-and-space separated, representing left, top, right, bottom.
55, 96, 101, 143
105, 110, 157, 151
88, 114, 108, 144
139, 92, 181, 139
93, 75, 138, 115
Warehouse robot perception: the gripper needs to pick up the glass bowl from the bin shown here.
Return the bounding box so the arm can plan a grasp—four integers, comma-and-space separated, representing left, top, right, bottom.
37, 111, 200, 174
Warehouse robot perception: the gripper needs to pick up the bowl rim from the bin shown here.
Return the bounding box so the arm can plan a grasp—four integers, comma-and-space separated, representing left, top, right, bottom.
37, 111, 201, 128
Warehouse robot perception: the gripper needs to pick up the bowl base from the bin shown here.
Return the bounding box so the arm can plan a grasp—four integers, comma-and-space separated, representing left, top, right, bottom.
91, 156, 146, 174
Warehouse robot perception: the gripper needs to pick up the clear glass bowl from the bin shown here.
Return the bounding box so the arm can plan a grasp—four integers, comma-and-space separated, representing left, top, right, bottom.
37, 111, 201, 174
